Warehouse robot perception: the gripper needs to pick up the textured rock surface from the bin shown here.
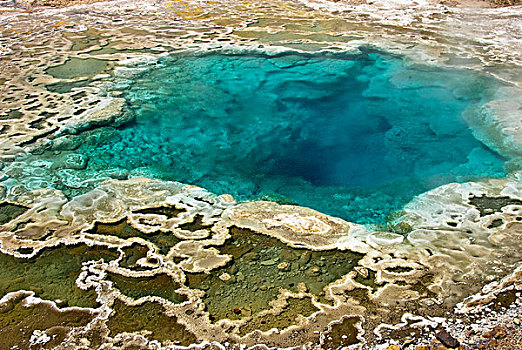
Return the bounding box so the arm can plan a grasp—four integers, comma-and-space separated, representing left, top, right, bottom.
0, 175, 520, 348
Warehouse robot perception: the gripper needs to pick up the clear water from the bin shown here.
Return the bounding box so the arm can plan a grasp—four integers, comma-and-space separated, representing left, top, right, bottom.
80, 50, 506, 224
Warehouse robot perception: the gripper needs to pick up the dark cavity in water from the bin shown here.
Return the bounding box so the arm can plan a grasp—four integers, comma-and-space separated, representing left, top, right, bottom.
78, 50, 506, 224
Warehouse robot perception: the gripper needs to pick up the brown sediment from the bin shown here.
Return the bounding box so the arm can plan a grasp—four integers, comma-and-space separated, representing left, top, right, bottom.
106, 299, 198, 346
92, 219, 181, 255
185, 226, 363, 321
238, 297, 319, 335
320, 316, 362, 349
487, 288, 518, 312
0, 292, 96, 350
107, 272, 187, 304
0, 202, 28, 225
0, 244, 119, 308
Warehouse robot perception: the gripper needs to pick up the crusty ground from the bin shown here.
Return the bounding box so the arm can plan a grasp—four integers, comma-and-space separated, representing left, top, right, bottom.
481, 323, 522, 350
328, 0, 520, 7
15, 0, 106, 7
12, 0, 521, 8
400, 316, 522, 350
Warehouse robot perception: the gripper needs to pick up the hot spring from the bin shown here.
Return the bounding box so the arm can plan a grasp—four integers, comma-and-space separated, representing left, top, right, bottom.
75, 49, 507, 224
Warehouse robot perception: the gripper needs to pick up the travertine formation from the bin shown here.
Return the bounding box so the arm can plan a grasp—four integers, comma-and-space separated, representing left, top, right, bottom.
0, 0, 521, 348
0, 174, 520, 348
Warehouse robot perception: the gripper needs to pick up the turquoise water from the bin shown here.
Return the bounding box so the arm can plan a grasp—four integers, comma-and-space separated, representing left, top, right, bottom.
80, 50, 506, 224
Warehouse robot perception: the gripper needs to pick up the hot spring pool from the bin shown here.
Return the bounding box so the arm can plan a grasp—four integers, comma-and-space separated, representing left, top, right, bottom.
77, 50, 507, 224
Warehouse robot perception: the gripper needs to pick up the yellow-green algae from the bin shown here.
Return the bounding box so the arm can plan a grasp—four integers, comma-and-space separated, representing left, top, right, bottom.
186, 227, 364, 321
0, 202, 28, 225
120, 243, 153, 271
238, 297, 319, 336
107, 299, 197, 346
178, 214, 213, 232
0, 244, 119, 308
45, 80, 92, 94
0, 292, 95, 350
92, 219, 181, 255
45, 57, 108, 79
107, 273, 187, 304
469, 195, 522, 217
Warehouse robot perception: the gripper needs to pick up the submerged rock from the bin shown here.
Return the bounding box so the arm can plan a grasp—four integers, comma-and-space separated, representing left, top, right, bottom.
51, 153, 88, 170
435, 330, 460, 348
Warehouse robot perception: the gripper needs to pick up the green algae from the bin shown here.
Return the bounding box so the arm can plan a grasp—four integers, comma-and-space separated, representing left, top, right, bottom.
107, 299, 197, 346
92, 219, 180, 255
133, 205, 185, 219
0, 244, 119, 308
71, 38, 100, 51
0, 202, 28, 225
469, 195, 522, 216
385, 266, 414, 274
490, 289, 518, 312
0, 109, 24, 120
178, 214, 212, 232
44, 79, 91, 93
120, 243, 151, 271
239, 297, 318, 336
107, 273, 187, 304
353, 269, 381, 289
488, 218, 504, 229
186, 227, 363, 322
322, 316, 361, 349
0, 292, 95, 350
45, 58, 107, 79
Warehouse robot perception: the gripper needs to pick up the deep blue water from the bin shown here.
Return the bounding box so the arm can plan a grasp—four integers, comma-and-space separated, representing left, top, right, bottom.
79, 50, 506, 224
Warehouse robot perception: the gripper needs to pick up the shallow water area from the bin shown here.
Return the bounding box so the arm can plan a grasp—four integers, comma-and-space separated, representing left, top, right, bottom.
79, 50, 507, 223
45, 57, 108, 79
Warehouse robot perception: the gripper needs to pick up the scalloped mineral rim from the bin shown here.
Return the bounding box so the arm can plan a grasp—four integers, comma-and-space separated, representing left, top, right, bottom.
0, 0, 521, 348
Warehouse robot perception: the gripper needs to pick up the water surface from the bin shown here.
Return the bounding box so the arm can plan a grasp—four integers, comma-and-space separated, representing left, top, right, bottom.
79, 50, 506, 223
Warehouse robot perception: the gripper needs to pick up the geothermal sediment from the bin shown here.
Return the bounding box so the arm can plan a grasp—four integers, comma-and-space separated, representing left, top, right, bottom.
0, 0, 521, 349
